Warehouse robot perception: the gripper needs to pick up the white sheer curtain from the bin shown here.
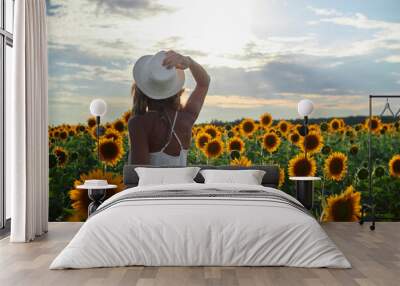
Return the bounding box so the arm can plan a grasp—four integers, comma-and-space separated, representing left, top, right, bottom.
9, 0, 49, 242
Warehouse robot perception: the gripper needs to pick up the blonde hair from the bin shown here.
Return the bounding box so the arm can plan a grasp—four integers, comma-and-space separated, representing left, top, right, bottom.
131, 83, 183, 116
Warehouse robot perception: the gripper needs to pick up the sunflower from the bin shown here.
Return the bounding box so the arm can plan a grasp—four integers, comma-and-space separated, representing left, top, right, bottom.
113, 119, 126, 133
122, 110, 132, 123
354, 124, 363, 132
103, 128, 122, 142
320, 122, 329, 132
87, 117, 97, 128
75, 124, 86, 134
374, 166, 385, 178
357, 168, 369, 180
228, 137, 245, 154
260, 112, 273, 128
345, 127, 356, 138
195, 132, 211, 150
308, 124, 321, 134
68, 129, 76, 137
300, 132, 324, 154
288, 131, 301, 145
231, 125, 239, 135
97, 138, 124, 166
324, 152, 348, 181
262, 133, 281, 153
328, 118, 343, 132
323, 186, 361, 222
204, 139, 224, 158
364, 116, 381, 134
240, 118, 256, 137
349, 145, 359, 155
69, 169, 125, 221
203, 125, 220, 139
288, 154, 317, 177
230, 156, 252, 167
53, 146, 68, 166
59, 129, 68, 140
256, 124, 264, 132
389, 154, 400, 178
380, 124, 389, 135
53, 130, 60, 138
278, 167, 285, 188
277, 120, 290, 135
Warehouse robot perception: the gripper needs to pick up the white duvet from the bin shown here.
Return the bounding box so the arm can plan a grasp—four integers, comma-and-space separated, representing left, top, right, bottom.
50, 183, 351, 269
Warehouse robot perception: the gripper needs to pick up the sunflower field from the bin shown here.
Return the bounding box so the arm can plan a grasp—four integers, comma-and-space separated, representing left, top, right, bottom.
49, 111, 400, 222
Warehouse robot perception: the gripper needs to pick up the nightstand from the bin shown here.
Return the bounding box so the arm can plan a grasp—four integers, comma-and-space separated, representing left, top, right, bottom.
289, 177, 321, 210
77, 183, 117, 216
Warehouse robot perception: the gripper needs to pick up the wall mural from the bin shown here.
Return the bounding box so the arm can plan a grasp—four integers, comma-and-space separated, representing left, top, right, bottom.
47, 0, 400, 222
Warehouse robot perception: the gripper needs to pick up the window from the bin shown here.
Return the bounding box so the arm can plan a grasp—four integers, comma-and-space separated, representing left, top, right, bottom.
0, 0, 14, 232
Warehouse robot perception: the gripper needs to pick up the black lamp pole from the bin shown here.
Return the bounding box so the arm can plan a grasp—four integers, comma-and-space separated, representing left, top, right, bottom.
304, 115, 308, 159
96, 115, 100, 161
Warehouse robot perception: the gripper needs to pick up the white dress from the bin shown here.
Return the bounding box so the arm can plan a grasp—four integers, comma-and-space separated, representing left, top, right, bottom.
148, 111, 188, 167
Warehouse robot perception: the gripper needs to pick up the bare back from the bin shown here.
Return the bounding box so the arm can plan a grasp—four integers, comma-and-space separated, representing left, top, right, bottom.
138, 110, 193, 155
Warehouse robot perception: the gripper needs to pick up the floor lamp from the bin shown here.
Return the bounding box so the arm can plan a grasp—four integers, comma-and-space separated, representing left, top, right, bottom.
90, 99, 107, 162
297, 99, 314, 159
292, 99, 317, 210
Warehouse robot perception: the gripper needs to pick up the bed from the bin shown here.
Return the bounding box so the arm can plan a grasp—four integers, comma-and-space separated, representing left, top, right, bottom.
50, 165, 351, 269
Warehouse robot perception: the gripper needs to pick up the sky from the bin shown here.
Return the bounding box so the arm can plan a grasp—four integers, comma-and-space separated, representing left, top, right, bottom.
47, 0, 400, 125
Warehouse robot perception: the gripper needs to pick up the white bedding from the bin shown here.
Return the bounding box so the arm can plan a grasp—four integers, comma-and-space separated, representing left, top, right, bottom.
50, 183, 351, 269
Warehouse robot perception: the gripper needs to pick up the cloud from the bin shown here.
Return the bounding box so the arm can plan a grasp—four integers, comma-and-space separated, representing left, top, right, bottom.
203, 95, 295, 109
52, 62, 131, 84
378, 55, 400, 63
309, 10, 400, 56
203, 55, 381, 98
320, 13, 397, 30
154, 37, 208, 57
154, 36, 183, 49
307, 6, 342, 17
88, 0, 175, 18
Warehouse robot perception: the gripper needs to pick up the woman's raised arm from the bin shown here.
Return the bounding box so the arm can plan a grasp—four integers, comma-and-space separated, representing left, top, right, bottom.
163, 51, 210, 122
183, 57, 210, 121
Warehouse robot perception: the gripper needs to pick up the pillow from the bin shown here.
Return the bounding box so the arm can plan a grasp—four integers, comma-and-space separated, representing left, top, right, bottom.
200, 169, 266, 185
135, 167, 200, 186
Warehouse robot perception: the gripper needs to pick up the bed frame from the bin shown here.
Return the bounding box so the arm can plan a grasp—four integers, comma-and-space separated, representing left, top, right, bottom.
123, 165, 280, 189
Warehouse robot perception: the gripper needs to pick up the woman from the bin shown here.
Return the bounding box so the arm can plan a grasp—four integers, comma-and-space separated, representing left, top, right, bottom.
128, 50, 210, 166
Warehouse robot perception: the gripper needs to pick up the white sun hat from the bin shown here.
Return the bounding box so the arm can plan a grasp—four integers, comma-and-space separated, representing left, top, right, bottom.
133, 51, 185, 100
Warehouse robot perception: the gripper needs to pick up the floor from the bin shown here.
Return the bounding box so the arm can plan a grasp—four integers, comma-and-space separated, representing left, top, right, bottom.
0, 222, 398, 286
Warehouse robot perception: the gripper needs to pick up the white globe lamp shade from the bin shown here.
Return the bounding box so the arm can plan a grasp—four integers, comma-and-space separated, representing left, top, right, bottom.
298, 99, 314, 117
90, 99, 107, 117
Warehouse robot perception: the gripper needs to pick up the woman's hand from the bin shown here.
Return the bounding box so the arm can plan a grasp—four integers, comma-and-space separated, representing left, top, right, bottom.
162, 50, 191, 70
